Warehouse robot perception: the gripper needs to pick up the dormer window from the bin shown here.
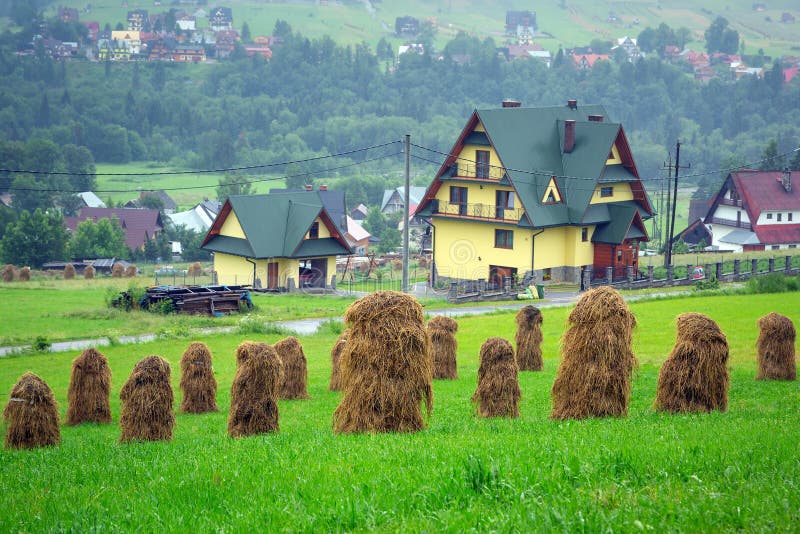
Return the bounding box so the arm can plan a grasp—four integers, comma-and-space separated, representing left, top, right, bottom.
600, 186, 613, 198
309, 221, 319, 239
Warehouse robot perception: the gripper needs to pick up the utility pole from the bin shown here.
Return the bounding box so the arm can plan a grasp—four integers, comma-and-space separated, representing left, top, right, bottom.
665, 140, 690, 267
662, 153, 673, 268
402, 134, 410, 293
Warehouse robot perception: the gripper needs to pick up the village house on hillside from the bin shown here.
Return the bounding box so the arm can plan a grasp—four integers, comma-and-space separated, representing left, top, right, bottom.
201, 190, 352, 290
415, 99, 654, 287
64, 207, 164, 250
676, 169, 799, 252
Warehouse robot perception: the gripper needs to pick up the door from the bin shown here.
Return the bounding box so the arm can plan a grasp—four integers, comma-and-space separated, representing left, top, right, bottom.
449, 186, 468, 216
476, 150, 490, 178
267, 262, 279, 289
489, 265, 516, 288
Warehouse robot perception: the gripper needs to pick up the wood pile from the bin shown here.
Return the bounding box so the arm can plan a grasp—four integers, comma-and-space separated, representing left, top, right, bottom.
113, 285, 253, 316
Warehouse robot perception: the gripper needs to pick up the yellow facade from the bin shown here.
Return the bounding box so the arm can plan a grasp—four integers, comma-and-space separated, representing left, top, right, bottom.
219, 212, 246, 238
307, 217, 331, 239
589, 180, 634, 203
434, 181, 518, 221
214, 254, 336, 288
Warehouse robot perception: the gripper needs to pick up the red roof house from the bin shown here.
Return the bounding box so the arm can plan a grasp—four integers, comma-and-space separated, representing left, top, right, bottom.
64, 208, 164, 250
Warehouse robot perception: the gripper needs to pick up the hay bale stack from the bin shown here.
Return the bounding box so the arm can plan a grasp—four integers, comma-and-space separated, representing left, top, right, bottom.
427, 315, 459, 379
274, 336, 310, 400
2, 264, 14, 282
228, 344, 283, 437
83, 265, 95, 279
756, 312, 796, 380
472, 337, 520, 418
235, 340, 270, 368
515, 305, 544, 371
551, 286, 638, 420
125, 265, 138, 277
3, 373, 61, 449
63, 263, 76, 280
188, 262, 203, 277
111, 263, 124, 278
66, 348, 112, 425
19, 266, 30, 281
333, 291, 432, 433
655, 313, 729, 413
329, 329, 350, 391
179, 342, 218, 413
119, 355, 175, 443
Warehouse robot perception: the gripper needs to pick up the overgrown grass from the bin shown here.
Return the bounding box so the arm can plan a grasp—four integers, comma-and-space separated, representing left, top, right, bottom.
1, 292, 798, 530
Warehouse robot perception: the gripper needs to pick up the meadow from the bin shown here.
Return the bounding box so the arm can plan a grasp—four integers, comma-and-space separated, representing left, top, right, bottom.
1, 291, 799, 531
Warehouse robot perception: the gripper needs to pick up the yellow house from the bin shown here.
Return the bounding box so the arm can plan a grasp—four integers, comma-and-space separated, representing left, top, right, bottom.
415, 100, 654, 287
201, 191, 352, 290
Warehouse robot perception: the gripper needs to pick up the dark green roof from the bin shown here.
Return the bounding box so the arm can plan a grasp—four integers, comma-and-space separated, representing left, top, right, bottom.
599, 164, 638, 183
591, 203, 644, 244
203, 192, 352, 258
293, 237, 351, 257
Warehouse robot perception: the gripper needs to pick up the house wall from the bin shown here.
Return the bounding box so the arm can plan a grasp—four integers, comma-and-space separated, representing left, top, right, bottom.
213, 253, 256, 286
589, 181, 634, 204
307, 216, 332, 239
219, 211, 246, 238
716, 204, 750, 223
533, 226, 594, 269
433, 181, 517, 215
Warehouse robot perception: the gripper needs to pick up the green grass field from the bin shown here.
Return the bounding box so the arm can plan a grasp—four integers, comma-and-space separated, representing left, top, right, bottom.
1, 292, 798, 530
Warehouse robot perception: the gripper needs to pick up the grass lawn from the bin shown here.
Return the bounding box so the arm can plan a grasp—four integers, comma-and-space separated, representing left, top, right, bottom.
1, 292, 798, 530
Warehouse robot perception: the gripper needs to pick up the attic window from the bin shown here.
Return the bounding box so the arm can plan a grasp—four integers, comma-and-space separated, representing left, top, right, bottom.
545, 191, 557, 203
309, 221, 319, 239
767, 213, 773, 220
542, 177, 563, 204
600, 186, 613, 198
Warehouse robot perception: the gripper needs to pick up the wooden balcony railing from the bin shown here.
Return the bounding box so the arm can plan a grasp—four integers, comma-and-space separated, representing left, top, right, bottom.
433, 200, 524, 221
708, 216, 752, 230
719, 198, 743, 207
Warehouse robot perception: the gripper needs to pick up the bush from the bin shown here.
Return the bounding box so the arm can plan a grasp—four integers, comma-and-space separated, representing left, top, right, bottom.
746, 273, 799, 294
694, 274, 719, 291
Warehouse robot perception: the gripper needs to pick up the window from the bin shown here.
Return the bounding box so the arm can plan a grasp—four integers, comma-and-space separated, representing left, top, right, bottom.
600, 186, 613, 198
496, 190, 513, 218
449, 186, 468, 215
771, 245, 780, 250
476, 150, 490, 178
581, 227, 588, 242
789, 244, 797, 249
789, 213, 794, 222
778, 213, 782, 222
308, 221, 319, 239
767, 213, 773, 220
617, 248, 623, 262
494, 229, 513, 249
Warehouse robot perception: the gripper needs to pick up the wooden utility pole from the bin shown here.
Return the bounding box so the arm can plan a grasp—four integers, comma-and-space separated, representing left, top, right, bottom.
402, 134, 410, 293
662, 153, 673, 268
664, 140, 690, 267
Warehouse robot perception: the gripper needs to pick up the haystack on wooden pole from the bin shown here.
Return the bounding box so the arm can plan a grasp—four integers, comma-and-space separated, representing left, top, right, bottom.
83, 265, 95, 279
63, 263, 76, 280
756, 312, 796, 380
179, 342, 218, 413
19, 266, 30, 281
2, 264, 14, 282
125, 265, 138, 277
515, 305, 544, 371
111, 263, 124, 278
472, 337, 520, 418
228, 344, 283, 437
3, 372, 61, 449
119, 355, 175, 443
427, 315, 459, 379
235, 340, 270, 368
66, 348, 112, 425
329, 329, 350, 391
551, 286, 638, 420
333, 290, 432, 433
654, 313, 729, 413
274, 336, 310, 400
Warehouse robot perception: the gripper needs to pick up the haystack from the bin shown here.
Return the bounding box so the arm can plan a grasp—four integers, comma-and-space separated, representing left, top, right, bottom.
3, 372, 61, 449
125, 265, 137, 277
66, 348, 112, 425
235, 340, 270, 368
756, 312, 796, 380
119, 355, 175, 443
83, 265, 95, 279
333, 291, 432, 433
228, 343, 283, 437
654, 313, 729, 413
329, 329, 350, 391
19, 266, 30, 281
551, 286, 638, 420
179, 342, 218, 413
63, 263, 76, 280
111, 263, 124, 278
472, 337, 520, 418
188, 262, 203, 277
274, 336, 310, 399
2, 264, 14, 282
515, 305, 544, 371
427, 315, 458, 379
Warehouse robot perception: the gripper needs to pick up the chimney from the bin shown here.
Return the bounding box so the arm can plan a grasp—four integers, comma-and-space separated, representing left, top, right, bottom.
305, 184, 313, 191
564, 120, 575, 153
502, 99, 521, 108
319, 184, 328, 191
588, 114, 604, 122
567, 99, 577, 109
782, 167, 792, 193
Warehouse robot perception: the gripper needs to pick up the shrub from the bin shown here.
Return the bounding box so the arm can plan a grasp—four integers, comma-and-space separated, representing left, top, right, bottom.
746, 273, 798, 294
694, 274, 719, 291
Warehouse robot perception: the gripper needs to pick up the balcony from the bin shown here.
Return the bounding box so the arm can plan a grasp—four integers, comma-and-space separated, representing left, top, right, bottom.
709, 216, 752, 230
432, 200, 524, 221
719, 198, 743, 207
453, 162, 505, 181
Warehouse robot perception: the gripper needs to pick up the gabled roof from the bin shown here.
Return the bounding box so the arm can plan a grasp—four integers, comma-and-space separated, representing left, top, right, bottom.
269, 188, 347, 235
201, 192, 352, 259
418, 103, 653, 229
77, 191, 106, 208
381, 186, 428, 211
64, 208, 163, 250
591, 203, 648, 244
731, 170, 799, 215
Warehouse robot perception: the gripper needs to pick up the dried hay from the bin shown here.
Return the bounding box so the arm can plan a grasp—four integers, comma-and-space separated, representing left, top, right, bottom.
2, 264, 14, 282
66, 348, 112, 425
235, 340, 270, 368
3, 372, 61, 449
333, 290, 432, 433
119, 355, 174, 443
179, 342, 218, 413
111, 263, 124, 278
515, 305, 543, 371
63, 263, 76, 280
228, 344, 283, 437
472, 337, 520, 418
329, 329, 350, 391
83, 265, 95, 279
274, 336, 310, 400
756, 312, 796, 381
125, 265, 138, 277
188, 262, 203, 276
551, 286, 638, 420
427, 315, 458, 379
391, 259, 402, 271
654, 313, 729, 413
19, 266, 30, 281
